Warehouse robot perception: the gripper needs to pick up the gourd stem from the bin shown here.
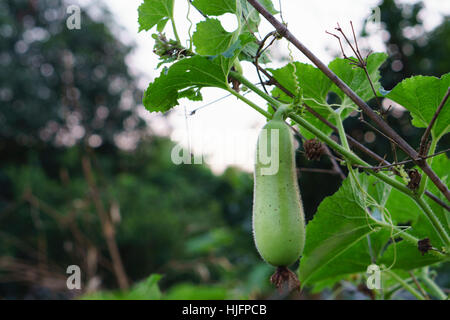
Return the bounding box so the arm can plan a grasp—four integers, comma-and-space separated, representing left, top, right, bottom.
226, 88, 272, 119
273, 105, 290, 121
171, 18, 181, 44
414, 196, 450, 246
418, 138, 438, 196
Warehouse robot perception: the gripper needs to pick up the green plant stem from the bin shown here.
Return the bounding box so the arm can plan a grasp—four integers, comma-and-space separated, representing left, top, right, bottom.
418, 138, 438, 196
335, 114, 350, 151
420, 268, 447, 300
171, 18, 181, 44
385, 270, 426, 300
226, 87, 272, 119
421, 276, 447, 300
334, 112, 354, 175
273, 105, 290, 120
230, 71, 280, 107
376, 221, 447, 259
414, 196, 450, 246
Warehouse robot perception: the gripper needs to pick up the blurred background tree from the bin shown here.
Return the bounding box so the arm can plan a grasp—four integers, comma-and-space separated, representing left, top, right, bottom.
0, 0, 448, 299
0, 0, 266, 300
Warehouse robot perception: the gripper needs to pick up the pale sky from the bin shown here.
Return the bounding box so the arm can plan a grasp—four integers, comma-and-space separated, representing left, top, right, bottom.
85, 0, 449, 173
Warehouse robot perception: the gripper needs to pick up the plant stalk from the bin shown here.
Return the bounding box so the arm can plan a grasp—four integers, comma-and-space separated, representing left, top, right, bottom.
420, 268, 447, 300
385, 270, 426, 300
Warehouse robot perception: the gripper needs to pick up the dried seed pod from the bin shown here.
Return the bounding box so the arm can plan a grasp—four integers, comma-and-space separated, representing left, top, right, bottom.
407, 169, 421, 190
418, 238, 432, 255
270, 266, 300, 292
303, 138, 325, 161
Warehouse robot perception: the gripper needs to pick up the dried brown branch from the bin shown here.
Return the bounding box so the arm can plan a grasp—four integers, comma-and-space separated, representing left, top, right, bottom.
408, 271, 430, 300
255, 31, 279, 95
82, 155, 129, 290
424, 191, 450, 212
352, 149, 450, 171
298, 167, 342, 175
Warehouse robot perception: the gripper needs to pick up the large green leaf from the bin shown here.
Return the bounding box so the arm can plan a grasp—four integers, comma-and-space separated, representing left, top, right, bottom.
380, 240, 445, 271
193, 19, 235, 56
269, 62, 332, 109
426, 154, 450, 232
239, 0, 278, 32
384, 178, 420, 224
268, 53, 386, 139
302, 230, 392, 285
386, 73, 450, 141
383, 155, 449, 248
299, 174, 391, 285
191, 0, 236, 16
379, 155, 449, 271
138, 0, 174, 32
329, 52, 388, 111
269, 62, 334, 139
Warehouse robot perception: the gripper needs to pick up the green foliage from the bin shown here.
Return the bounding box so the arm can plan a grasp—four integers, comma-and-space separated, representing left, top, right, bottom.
140, 0, 278, 113
1, 0, 449, 300
137, 0, 449, 298
0, 0, 144, 148
191, 0, 236, 16
138, 0, 174, 32
329, 53, 388, 110
299, 174, 387, 285
143, 33, 253, 112
83, 274, 163, 300
164, 283, 231, 300
269, 53, 387, 139
300, 158, 450, 287
386, 73, 450, 141
193, 19, 236, 55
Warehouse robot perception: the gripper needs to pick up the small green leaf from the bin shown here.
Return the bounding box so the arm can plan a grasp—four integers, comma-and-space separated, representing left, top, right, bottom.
329, 52, 388, 110
386, 73, 450, 141
193, 19, 235, 56
138, 0, 174, 32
